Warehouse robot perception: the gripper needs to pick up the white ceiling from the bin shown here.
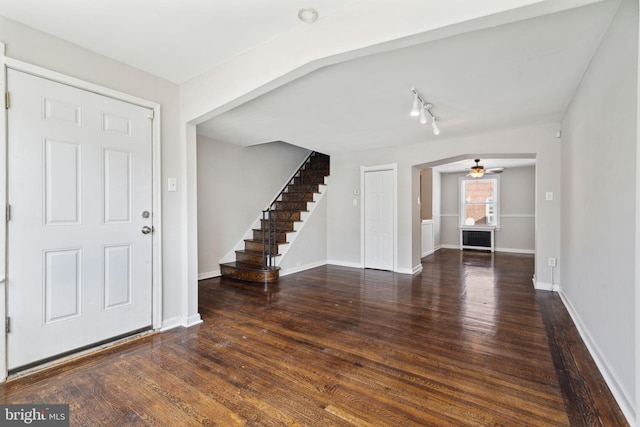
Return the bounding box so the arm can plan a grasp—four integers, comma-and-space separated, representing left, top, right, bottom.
431, 158, 535, 174
197, 1, 619, 155
0, 0, 620, 164
0, 0, 354, 83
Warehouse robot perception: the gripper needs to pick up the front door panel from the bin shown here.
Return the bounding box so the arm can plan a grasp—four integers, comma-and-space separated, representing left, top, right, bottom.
7, 69, 154, 370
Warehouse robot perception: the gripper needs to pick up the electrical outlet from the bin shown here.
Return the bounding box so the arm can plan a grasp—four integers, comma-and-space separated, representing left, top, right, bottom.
548, 257, 556, 267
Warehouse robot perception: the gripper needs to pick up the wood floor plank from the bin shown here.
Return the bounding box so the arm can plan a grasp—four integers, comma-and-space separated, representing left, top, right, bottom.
0, 249, 628, 425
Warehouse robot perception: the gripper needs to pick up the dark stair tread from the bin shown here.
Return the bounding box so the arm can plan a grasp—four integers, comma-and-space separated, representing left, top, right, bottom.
221, 151, 329, 284
259, 225, 296, 231
244, 239, 289, 245
268, 210, 305, 214
220, 262, 280, 283
220, 261, 280, 272
235, 249, 281, 257
286, 185, 321, 190
252, 227, 297, 233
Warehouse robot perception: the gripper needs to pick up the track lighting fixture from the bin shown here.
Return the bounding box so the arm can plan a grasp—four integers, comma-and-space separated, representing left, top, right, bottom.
410, 93, 420, 117
432, 117, 440, 135
410, 88, 440, 135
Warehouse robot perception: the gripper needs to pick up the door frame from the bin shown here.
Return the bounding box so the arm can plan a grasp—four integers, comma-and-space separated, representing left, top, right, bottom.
0, 44, 163, 380
360, 163, 398, 272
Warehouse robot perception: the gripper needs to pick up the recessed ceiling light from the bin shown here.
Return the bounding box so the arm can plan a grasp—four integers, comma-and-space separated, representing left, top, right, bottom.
298, 8, 318, 23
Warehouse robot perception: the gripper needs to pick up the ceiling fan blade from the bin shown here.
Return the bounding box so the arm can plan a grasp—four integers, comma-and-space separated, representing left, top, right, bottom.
486, 168, 504, 174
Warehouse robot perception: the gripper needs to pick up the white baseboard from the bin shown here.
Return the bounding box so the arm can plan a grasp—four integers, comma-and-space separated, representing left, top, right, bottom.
198, 270, 220, 280
160, 317, 182, 331
440, 244, 460, 250
558, 291, 635, 425
160, 314, 203, 331
393, 264, 422, 275
437, 244, 534, 255
326, 260, 420, 275
421, 249, 434, 258
185, 314, 203, 327
495, 247, 535, 254
280, 260, 327, 277
327, 260, 361, 269
534, 281, 559, 291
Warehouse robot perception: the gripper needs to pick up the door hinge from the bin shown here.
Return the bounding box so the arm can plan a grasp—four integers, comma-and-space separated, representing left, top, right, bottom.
5, 92, 9, 109
6, 204, 10, 221
147, 109, 154, 120
6, 317, 10, 334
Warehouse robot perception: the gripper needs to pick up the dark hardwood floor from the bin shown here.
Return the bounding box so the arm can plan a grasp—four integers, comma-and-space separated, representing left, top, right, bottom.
0, 249, 628, 426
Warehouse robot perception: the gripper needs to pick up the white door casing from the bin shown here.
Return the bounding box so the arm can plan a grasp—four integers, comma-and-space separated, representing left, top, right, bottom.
0, 43, 7, 381
361, 164, 397, 272
6, 68, 156, 370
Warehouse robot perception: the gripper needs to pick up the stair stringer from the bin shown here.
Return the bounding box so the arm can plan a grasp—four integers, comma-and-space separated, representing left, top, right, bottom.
217, 152, 313, 268
218, 176, 328, 268
273, 178, 328, 270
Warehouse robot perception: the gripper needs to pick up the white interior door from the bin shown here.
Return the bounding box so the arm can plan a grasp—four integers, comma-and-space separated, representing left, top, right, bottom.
6, 69, 154, 370
363, 169, 394, 271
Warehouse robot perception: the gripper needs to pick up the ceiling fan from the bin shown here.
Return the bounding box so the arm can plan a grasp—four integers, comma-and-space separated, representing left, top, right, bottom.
467, 159, 504, 178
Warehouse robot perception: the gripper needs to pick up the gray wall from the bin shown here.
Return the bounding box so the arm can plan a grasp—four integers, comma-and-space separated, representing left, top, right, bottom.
439, 166, 535, 252
420, 169, 433, 220
432, 170, 442, 249
560, 0, 637, 416
326, 122, 560, 281
196, 137, 311, 277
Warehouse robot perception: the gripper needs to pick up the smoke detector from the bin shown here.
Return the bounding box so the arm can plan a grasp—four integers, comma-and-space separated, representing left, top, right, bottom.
298, 8, 318, 23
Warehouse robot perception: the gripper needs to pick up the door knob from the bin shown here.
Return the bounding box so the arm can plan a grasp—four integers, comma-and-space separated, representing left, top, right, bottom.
141, 226, 153, 234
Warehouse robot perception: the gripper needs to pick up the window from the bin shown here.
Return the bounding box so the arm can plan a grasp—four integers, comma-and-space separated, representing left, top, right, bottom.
460, 177, 499, 228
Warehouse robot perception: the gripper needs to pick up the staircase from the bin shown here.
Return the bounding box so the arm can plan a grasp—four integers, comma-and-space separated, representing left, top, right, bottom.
220, 152, 330, 283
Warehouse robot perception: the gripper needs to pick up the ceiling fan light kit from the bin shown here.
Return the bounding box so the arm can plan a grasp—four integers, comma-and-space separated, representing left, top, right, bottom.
467, 159, 504, 178
410, 88, 440, 135
469, 159, 485, 178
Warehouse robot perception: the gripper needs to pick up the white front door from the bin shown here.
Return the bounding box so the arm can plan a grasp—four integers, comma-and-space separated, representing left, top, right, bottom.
6, 69, 154, 370
363, 169, 394, 271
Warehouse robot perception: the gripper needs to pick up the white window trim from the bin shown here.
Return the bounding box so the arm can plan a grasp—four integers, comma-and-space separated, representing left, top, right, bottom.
459, 175, 500, 230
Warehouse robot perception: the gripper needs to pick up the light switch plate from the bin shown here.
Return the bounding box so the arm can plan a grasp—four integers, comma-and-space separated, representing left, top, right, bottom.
168, 178, 177, 192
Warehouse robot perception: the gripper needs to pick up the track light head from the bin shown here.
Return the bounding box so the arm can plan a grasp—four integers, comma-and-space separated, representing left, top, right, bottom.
410, 88, 440, 135
420, 106, 428, 124
432, 118, 440, 135
410, 94, 420, 117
